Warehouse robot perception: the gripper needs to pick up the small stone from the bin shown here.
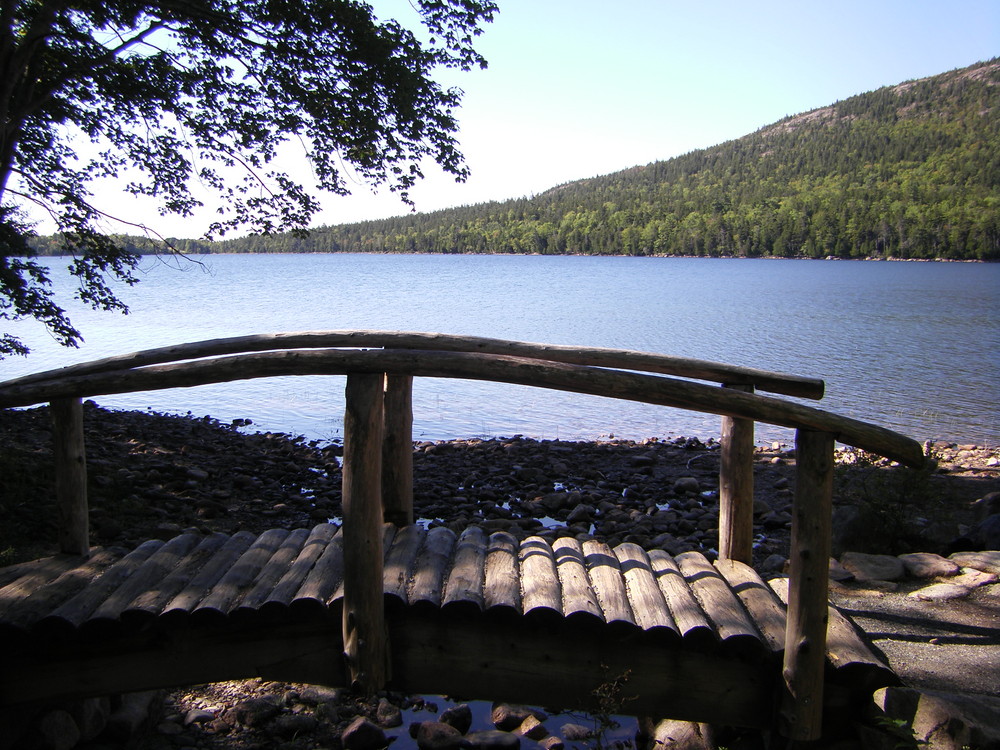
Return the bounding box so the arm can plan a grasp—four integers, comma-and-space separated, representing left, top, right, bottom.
899, 552, 961, 579
909, 583, 970, 601
231, 697, 280, 728
645, 719, 713, 750
840, 551, 906, 582
539, 736, 565, 750
491, 704, 547, 732
439, 703, 472, 734
463, 730, 521, 750
342, 716, 388, 750
673, 477, 701, 494
417, 720, 463, 750
375, 697, 403, 728
561, 723, 593, 741
514, 715, 549, 740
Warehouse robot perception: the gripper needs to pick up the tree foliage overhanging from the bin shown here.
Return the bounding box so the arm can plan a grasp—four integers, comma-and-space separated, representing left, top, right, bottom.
151, 58, 997, 261
1, 0, 497, 357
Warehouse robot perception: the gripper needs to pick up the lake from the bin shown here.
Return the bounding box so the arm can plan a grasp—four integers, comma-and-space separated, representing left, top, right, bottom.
2, 254, 997, 447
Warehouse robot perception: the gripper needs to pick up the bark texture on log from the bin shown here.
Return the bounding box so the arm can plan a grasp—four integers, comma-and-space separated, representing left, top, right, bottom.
341, 373, 388, 694
382, 373, 414, 526
719, 384, 755, 564
51, 398, 89, 557
782, 429, 834, 741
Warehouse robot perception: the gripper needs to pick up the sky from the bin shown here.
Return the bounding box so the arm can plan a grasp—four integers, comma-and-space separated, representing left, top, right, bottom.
32, 0, 1000, 238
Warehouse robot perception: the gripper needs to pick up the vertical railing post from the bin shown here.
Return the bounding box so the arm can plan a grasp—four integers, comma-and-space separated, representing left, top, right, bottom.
381, 373, 414, 526
341, 373, 388, 694
719, 384, 754, 563
51, 397, 89, 557
781, 428, 834, 740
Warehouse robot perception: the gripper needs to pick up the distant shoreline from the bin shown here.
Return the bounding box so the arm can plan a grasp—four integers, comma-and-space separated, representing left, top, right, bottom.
24, 247, 997, 262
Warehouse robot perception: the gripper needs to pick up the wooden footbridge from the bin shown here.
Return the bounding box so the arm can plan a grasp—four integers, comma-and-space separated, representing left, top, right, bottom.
0, 332, 925, 740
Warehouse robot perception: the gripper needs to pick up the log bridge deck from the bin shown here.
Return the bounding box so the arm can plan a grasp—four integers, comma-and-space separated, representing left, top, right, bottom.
0, 331, 925, 739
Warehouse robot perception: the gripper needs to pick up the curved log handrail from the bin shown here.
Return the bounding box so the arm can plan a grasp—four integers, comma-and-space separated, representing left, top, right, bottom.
0, 330, 825, 399
0, 347, 920, 466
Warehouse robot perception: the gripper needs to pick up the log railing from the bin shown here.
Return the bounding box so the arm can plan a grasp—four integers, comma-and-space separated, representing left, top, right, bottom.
0, 332, 924, 741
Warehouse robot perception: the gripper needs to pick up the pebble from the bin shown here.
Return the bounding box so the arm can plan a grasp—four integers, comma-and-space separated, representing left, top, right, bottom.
342, 716, 388, 750
491, 704, 547, 732
439, 703, 472, 734
673, 477, 701, 494
416, 720, 464, 750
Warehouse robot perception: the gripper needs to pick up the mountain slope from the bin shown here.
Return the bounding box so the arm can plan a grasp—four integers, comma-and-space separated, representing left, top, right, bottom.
37, 59, 1000, 260
274, 58, 997, 261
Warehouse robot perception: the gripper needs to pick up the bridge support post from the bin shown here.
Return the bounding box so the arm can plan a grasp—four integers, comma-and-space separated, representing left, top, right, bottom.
51, 397, 90, 557
719, 384, 755, 563
781, 428, 834, 740
342, 373, 389, 694
382, 373, 414, 526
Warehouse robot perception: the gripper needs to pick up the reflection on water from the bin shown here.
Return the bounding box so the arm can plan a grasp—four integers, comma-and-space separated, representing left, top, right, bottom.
2, 255, 997, 445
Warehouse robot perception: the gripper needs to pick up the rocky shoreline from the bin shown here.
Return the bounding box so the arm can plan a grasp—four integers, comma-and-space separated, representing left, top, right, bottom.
1, 403, 998, 750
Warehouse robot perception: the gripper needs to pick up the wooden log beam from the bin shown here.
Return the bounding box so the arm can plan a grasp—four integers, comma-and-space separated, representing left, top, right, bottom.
0, 350, 924, 467
0, 330, 824, 399
51, 398, 89, 557
781, 429, 834, 741
381, 373, 414, 526
719, 384, 755, 564
341, 373, 389, 694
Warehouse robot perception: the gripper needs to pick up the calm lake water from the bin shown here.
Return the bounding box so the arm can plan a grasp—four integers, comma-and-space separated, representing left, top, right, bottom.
3, 254, 998, 446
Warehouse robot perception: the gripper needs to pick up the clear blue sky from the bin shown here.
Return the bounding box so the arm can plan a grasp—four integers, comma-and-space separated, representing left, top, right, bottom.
54, 0, 1000, 236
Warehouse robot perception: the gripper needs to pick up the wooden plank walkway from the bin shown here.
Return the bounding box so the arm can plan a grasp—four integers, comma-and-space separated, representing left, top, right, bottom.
0, 523, 896, 727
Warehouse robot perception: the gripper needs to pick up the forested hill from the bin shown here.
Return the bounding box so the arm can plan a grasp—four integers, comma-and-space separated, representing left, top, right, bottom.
36, 58, 1000, 260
